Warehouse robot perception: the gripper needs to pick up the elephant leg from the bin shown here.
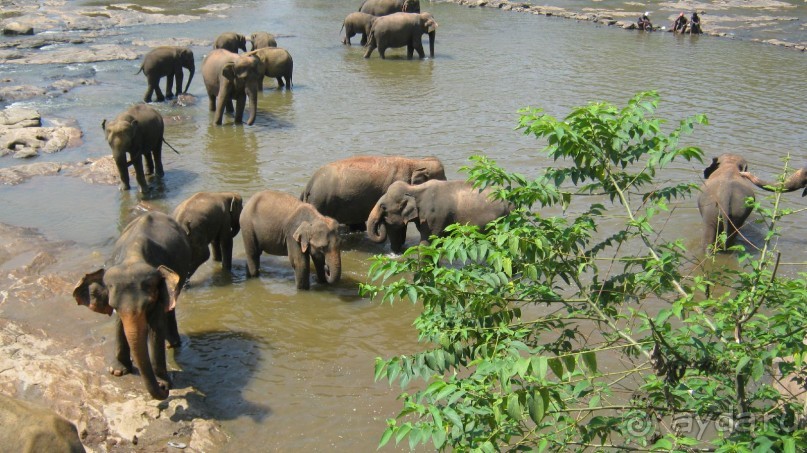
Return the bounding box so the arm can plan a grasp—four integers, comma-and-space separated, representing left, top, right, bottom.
275, 76, 284, 89
407, 43, 415, 59
147, 312, 172, 392
143, 150, 155, 175
152, 142, 164, 177
234, 92, 246, 124
379, 46, 386, 59
243, 233, 261, 277
388, 226, 407, 254
208, 94, 216, 112
211, 239, 222, 262
152, 77, 165, 102
114, 153, 130, 191
165, 309, 181, 349
219, 234, 234, 271
214, 86, 229, 125
360, 33, 367, 46
312, 255, 327, 284
144, 84, 155, 103
131, 154, 149, 193
110, 315, 133, 376
165, 74, 175, 100
289, 252, 311, 290
364, 41, 376, 58
413, 40, 425, 59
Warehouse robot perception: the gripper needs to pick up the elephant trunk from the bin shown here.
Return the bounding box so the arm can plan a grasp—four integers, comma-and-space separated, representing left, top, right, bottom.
246, 84, 258, 126
366, 203, 387, 243
183, 64, 194, 93
324, 249, 341, 285
428, 31, 435, 58
121, 315, 168, 400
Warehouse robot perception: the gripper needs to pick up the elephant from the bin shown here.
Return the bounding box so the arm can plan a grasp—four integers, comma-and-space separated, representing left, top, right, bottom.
245, 47, 293, 90
364, 12, 438, 59
366, 179, 511, 253
0, 394, 85, 453
102, 104, 165, 192
359, 0, 420, 16
136, 46, 194, 103
741, 166, 807, 196
341, 12, 376, 45
301, 156, 446, 231
240, 190, 341, 290
249, 31, 277, 50
214, 32, 248, 53
72, 211, 192, 400
202, 49, 264, 125
697, 153, 758, 251
172, 191, 243, 275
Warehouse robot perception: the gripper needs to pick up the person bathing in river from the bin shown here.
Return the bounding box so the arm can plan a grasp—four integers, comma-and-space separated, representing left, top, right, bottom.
637, 12, 652, 31
672, 12, 688, 34
690, 11, 702, 34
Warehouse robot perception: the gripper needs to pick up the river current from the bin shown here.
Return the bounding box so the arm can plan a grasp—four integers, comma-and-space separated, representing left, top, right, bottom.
1, 0, 806, 450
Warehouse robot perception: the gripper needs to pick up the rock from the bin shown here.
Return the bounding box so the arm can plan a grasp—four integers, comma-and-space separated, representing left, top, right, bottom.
2, 22, 34, 35
0, 126, 83, 158
188, 419, 228, 452
0, 162, 63, 185
0, 85, 47, 102
67, 157, 120, 186
0, 109, 41, 129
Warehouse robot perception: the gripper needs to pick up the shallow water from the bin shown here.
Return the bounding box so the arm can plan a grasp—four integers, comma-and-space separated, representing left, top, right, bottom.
1, 0, 806, 450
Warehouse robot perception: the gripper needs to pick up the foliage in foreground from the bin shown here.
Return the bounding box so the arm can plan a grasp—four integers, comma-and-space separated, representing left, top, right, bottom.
360, 92, 807, 452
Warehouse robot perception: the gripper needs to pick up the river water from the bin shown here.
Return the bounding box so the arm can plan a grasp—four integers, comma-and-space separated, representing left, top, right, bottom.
1, 0, 806, 450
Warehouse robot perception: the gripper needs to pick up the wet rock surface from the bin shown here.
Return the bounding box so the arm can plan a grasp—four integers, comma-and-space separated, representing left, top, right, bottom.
0, 107, 82, 159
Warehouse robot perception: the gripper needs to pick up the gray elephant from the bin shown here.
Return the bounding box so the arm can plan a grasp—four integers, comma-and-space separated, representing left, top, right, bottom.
102, 104, 165, 192
249, 31, 277, 50
364, 12, 437, 59
173, 191, 243, 275
240, 190, 341, 290
73, 211, 192, 400
741, 167, 807, 196
359, 0, 420, 16
136, 46, 195, 103
341, 12, 376, 45
0, 394, 85, 452
245, 47, 293, 90
697, 153, 757, 251
366, 180, 511, 253
301, 156, 446, 231
202, 49, 264, 125
214, 32, 248, 53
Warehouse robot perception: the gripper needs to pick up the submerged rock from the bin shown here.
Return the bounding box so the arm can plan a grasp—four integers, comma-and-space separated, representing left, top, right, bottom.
2, 21, 33, 35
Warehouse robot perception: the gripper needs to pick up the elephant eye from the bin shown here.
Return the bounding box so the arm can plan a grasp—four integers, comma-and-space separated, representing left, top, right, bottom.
380, 203, 387, 210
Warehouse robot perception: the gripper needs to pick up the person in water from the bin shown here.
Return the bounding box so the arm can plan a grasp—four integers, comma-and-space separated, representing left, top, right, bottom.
690, 11, 702, 34
637, 12, 652, 31
672, 12, 688, 33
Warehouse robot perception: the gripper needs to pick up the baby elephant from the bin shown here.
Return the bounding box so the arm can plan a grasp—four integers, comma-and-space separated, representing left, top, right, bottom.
240, 190, 341, 290
214, 32, 248, 53
173, 191, 243, 276
341, 12, 376, 45
245, 47, 293, 90
249, 31, 277, 50
364, 12, 438, 59
367, 180, 511, 253
102, 104, 166, 193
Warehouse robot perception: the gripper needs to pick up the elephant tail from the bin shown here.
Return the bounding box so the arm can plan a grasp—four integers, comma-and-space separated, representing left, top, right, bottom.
135, 64, 144, 75
162, 138, 181, 155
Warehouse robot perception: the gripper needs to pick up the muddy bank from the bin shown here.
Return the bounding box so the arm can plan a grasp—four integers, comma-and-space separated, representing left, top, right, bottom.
443, 0, 807, 51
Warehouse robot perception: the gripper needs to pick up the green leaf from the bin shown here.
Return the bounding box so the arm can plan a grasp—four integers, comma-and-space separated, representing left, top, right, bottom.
506, 393, 522, 421
528, 390, 545, 424
581, 351, 597, 374
548, 357, 564, 379
379, 425, 394, 449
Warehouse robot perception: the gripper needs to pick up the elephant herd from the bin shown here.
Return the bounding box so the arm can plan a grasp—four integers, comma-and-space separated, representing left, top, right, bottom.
342, 0, 439, 59
72, 155, 512, 400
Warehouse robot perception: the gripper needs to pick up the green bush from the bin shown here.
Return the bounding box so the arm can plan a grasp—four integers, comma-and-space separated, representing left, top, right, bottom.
361, 91, 807, 452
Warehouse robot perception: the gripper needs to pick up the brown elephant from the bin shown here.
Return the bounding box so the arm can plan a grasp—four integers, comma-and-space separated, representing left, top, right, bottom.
364, 12, 437, 59
0, 394, 85, 452
359, 0, 420, 16
136, 46, 194, 103
73, 211, 191, 400
245, 47, 293, 90
102, 104, 165, 192
341, 12, 376, 45
214, 32, 247, 53
697, 153, 757, 251
366, 179, 511, 253
201, 49, 264, 125
173, 191, 243, 275
741, 166, 807, 196
301, 156, 446, 232
240, 190, 341, 290
249, 31, 277, 50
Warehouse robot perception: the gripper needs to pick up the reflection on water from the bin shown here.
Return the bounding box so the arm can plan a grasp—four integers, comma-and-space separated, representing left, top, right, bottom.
1, 0, 806, 450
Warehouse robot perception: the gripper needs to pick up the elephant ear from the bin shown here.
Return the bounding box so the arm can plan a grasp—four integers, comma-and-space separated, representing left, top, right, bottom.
425, 19, 437, 33
703, 157, 720, 179
157, 265, 183, 312
222, 62, 236, 80
73, 269, 113, 316
293, 222, 311, 254
411, 167, 429, 185
229, 194, 243, 236
400, 194, 419, 223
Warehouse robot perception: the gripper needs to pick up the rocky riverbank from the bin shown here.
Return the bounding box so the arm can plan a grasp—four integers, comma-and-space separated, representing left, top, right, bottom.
442, 0, 807, 51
